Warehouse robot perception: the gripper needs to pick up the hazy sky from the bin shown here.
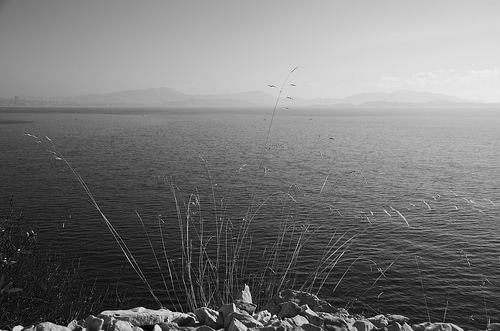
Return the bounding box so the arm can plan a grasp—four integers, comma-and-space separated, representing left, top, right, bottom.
1, 0, 500, 102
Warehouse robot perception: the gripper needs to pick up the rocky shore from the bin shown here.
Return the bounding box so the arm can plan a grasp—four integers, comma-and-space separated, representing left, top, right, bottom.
2, 286, 496, 331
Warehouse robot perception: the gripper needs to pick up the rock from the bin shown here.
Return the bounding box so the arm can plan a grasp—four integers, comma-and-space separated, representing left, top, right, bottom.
285, 315, 310, 327
84, 315, 104, 331
412, 323, 432, 331
112, 320, 134, 331
388, 323, 413, 331
235, 284, 253, 304
269, 318, 295, 330
387, 316, 409, 325
99, 307, 172, 327
300, 305, 323, 326
368, 315, 389, 329
218, 303, 239, 328
13, 326, 24, 331
323, 315, 352, 331
413, 323, 462, 331
170, 312, 197, 327
278, 301, 302, 319
157, 323, 182, 331
34, 323, 70, 331
353, 320, 376, 331
66, 320, 83, 331
388, 322, 403, 331
228, 319, 247, 331
253, 310, 272, 325
302, 324, 323, 331
227, 312, 263, 328
263, 290, 336, 315
194, 307, 223, 329
235, 300, 257, 315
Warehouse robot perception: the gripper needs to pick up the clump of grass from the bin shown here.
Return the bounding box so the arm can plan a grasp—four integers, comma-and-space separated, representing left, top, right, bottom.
35, 67, 392, 313
0, 198, 123, 329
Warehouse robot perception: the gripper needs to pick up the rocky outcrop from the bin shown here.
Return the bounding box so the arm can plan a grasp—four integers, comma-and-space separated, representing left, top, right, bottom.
3, 286, 476, 331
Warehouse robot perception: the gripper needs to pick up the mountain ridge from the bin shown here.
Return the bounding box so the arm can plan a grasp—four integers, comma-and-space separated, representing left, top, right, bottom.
13, 88, 499, 107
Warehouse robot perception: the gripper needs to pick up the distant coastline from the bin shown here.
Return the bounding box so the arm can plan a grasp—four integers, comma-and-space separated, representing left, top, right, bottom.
2, 88, 499, 109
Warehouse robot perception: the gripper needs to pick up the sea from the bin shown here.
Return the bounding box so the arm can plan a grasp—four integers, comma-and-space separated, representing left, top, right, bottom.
1, 106, 499, 327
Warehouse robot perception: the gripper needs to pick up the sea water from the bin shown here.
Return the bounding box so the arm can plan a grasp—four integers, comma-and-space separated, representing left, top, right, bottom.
1, 106, 499, 326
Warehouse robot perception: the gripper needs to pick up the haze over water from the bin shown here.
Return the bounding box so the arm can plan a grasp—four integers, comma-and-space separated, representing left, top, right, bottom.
1, 106, 500, 326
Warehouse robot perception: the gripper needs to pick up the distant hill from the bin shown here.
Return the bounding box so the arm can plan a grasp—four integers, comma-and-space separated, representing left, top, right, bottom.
14, 88, 498, 108
64, 87, 188, 105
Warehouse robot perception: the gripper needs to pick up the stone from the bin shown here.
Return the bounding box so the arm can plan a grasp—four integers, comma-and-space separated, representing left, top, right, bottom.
353, 320, 376, 331
412, 323, 432, 331
235, 284, 253, 304
84, 315, 104, 331
99, 307, 173, 327
194, 307, 223, 329
387, 316, 409, 325
323, 315, 352, 331
170, 313, 197, 327
235, 300, 257, 315
368, 315, 389, 329
112, 320, 134, 331
302, 324, 323, 331
299, 305, 323, 327
195, 326, 215, 331
218, 303, 239, 328
13, 326, 24, 331
388, 322, 403, 331
263, 290, 336, 316
157, 323, 182, 331
285, 315, 310, 327
228, 312, 263, 329
66, 320, 83, 331
35, 323, 71, 331
278, 301, 302, 319
412, 323, 461, 331
488, 324, 500, 331
253, 310, 272, 325
228, 319, 247, 331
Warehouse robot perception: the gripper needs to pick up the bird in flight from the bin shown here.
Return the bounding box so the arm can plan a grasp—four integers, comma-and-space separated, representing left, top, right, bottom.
287, 96, 293, 100
290, 84, 296, 86
268, 84, 276, 88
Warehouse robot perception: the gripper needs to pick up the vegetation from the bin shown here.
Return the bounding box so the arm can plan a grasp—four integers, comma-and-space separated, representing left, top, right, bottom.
0, 198, 124, 329
38, 67, 390, 314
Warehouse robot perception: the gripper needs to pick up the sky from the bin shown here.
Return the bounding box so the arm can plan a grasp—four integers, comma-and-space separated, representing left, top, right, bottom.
1, 0, 500, 102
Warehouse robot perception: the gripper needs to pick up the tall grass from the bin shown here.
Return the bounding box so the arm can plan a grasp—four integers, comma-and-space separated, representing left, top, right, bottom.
38, 67, 392, 313
0, 198, 122, 328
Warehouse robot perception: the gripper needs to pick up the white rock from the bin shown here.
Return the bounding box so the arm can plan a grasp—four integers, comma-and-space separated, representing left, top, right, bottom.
112, 320, 134, 331
98, 307, 172, 327
35, 323, 70, 331
236, 284, 253, 304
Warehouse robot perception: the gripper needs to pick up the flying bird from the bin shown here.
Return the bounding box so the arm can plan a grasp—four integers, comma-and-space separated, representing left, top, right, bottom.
290, 84, 296, 86
287, 96, 293, 100
268, 84, 276, 88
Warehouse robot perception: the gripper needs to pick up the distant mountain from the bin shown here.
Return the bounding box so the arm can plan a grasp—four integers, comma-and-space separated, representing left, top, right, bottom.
20, 88, 488, 108
64, 87, 188, 105
340, 90, 467, 105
